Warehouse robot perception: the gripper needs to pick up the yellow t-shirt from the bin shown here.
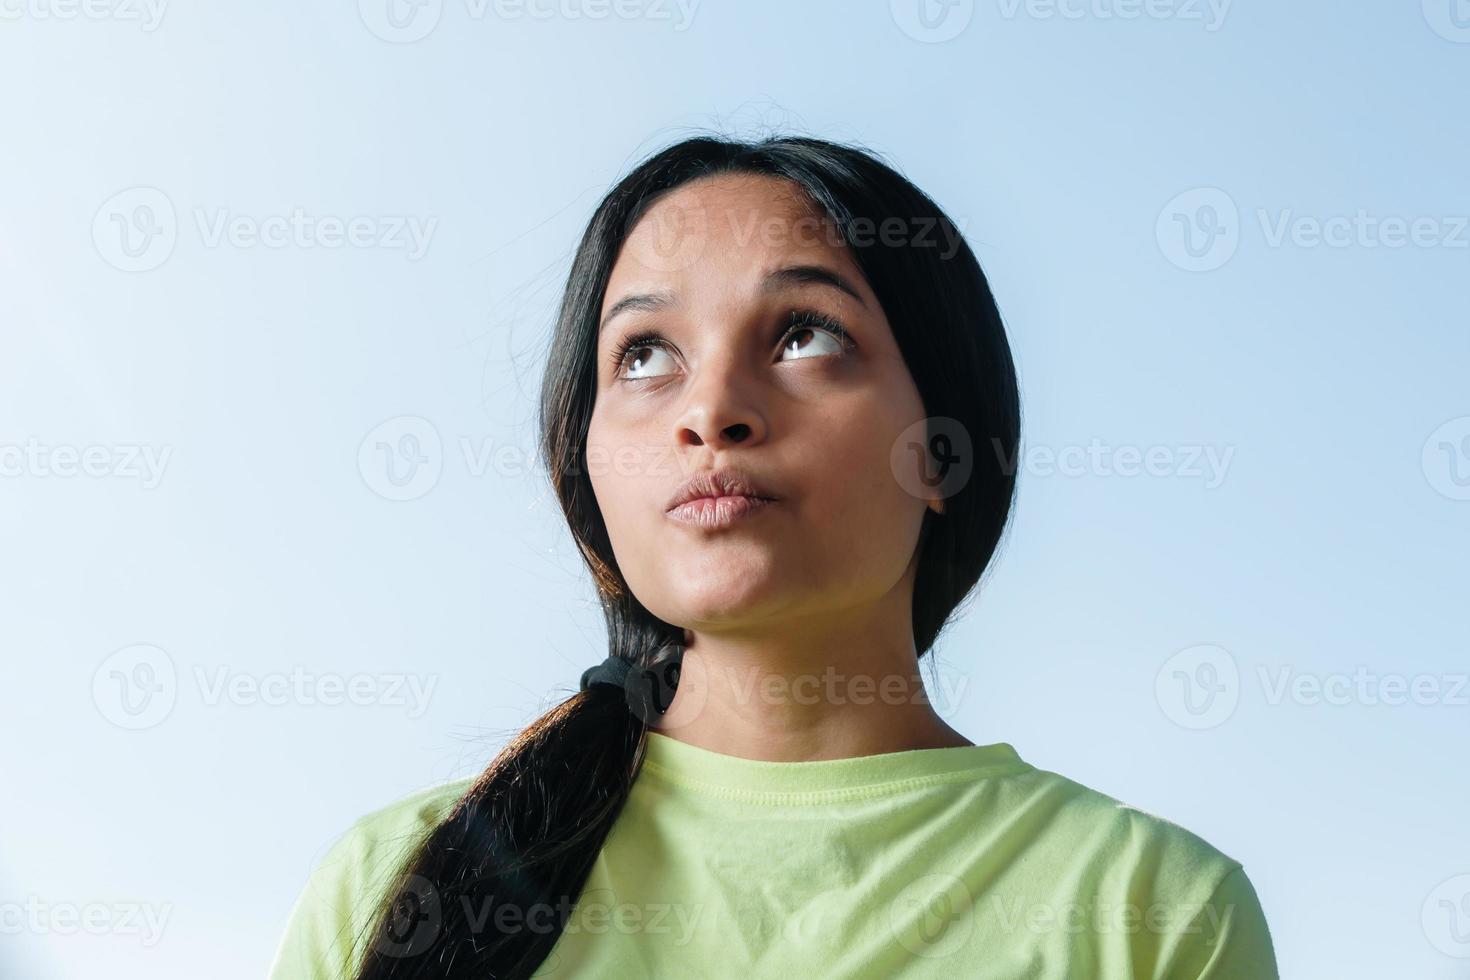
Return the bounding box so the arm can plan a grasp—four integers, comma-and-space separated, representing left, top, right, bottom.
268, 731, 1278, 978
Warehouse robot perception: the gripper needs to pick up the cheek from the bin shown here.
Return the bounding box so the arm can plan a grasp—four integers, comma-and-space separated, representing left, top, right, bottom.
791, 396, 928, 570
585, 414, 637, 533
585, 410, 666, 564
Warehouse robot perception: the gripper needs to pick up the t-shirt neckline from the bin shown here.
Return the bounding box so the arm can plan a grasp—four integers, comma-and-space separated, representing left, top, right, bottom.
639, 730, 1029, 803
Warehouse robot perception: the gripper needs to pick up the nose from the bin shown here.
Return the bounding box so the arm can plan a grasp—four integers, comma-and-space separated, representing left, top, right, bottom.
672, 353, 769, 450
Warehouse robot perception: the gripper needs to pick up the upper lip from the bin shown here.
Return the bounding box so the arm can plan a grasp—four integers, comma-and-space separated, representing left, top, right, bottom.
666, 467, 779, 512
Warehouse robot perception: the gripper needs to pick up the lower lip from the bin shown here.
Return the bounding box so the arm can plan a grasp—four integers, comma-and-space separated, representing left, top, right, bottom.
666, 495, 776, 529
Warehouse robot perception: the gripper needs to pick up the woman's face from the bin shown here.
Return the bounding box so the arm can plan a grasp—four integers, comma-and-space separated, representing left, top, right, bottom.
586, 173, 941, 636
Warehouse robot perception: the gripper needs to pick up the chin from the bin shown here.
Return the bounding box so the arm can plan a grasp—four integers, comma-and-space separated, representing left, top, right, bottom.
663, 568, 784, 625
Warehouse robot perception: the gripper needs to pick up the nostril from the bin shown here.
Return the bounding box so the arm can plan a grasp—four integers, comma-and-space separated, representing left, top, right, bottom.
724, 423, 751, 442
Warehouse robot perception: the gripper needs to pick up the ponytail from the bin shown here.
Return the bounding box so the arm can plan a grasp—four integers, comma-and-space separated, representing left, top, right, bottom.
351, 646, 681, 980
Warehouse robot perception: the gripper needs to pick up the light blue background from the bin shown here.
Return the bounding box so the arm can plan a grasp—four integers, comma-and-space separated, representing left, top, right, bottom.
2, 1, 1467, 977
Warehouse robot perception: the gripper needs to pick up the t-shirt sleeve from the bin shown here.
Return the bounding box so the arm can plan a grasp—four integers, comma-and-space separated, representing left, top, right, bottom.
267, 817, 386, 980
267, 782, 470, 980
1158, 865, 1279, 980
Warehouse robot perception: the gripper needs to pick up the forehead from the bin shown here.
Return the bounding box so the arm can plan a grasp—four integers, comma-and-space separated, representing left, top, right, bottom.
603, 173, 864, 310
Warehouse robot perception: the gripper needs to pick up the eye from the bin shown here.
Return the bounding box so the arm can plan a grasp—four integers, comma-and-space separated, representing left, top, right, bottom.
610, 332, 678, 381
778, 309, 852, 362
607, 309, 853, 383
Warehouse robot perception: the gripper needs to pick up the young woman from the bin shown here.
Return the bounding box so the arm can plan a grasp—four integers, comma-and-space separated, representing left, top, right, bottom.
268, 135, 1279, 979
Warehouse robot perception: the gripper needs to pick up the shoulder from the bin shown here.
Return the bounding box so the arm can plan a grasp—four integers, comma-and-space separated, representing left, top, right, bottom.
996, 764, 1279, 978
342, 777, 475, 856
1003, 762, 1245, 878
313, 777, 475, 902
267, 778, 475, 980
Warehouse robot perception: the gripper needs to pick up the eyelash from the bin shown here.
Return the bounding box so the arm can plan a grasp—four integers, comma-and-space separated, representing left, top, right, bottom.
607, 308, 854, 379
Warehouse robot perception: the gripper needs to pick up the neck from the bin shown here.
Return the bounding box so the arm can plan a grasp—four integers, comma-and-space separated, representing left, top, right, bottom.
654, 609, 971, 762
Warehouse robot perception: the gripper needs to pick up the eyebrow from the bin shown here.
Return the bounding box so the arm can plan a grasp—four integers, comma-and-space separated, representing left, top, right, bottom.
598, 264, 867, 336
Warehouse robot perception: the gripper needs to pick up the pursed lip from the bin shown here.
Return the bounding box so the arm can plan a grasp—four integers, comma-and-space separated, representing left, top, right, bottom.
664, 467, 779, 513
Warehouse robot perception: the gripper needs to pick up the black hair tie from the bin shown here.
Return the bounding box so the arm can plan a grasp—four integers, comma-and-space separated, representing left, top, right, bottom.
580, 655, 634, 693
579, 646, 684, 722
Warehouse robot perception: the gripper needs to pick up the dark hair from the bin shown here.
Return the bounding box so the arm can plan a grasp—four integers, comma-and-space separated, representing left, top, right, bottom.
350, 133, 1021, 979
